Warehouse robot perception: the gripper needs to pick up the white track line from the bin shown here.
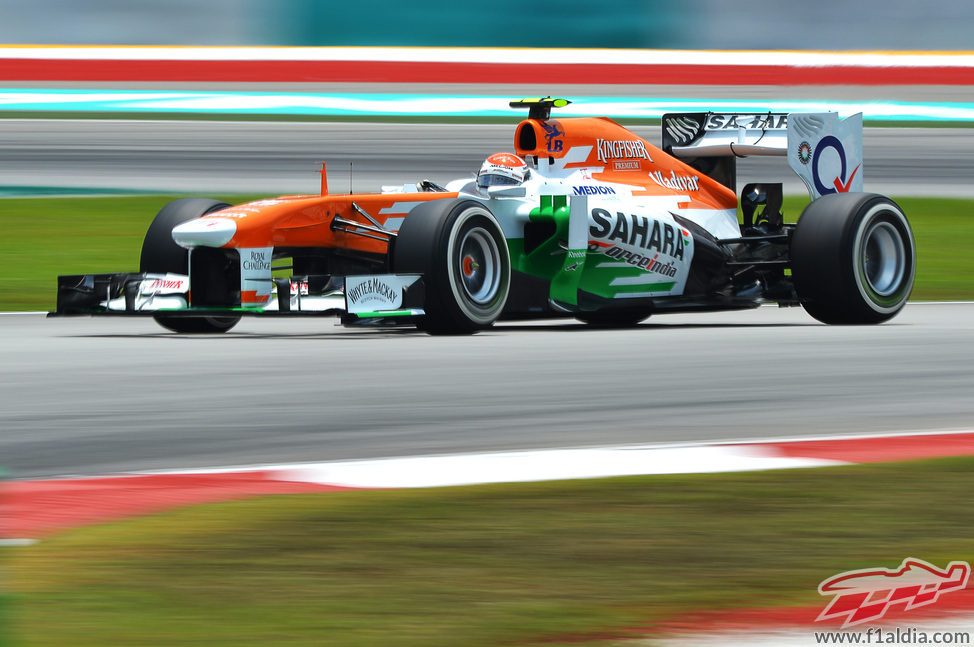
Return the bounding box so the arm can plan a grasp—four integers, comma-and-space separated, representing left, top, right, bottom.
3, 46, 974, 67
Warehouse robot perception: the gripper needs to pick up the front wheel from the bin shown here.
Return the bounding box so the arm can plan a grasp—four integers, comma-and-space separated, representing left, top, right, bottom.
393, 200, 510, 334
790, 192, 915, 324
140, 198, 241, 334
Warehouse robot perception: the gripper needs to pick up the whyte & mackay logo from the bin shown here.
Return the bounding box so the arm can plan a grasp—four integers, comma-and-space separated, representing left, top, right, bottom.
346, 278, 399, 305
816, 557, 971, 628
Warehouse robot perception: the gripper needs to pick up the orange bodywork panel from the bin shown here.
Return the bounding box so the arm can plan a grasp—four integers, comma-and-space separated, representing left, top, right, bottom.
514, 116, 737, 209
200, 191, 458, 253
193, 116, 735, 257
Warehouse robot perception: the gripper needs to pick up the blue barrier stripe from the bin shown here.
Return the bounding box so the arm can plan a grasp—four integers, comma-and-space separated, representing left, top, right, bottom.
2, 90, 974, 121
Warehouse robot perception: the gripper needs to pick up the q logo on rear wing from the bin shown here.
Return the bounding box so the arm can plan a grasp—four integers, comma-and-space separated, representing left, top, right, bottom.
816, 557, 971, 628
788, 112, 864, 200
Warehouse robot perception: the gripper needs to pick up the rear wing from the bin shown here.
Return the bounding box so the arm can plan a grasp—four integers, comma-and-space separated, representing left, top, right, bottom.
661, 112, 863, 200
662, 113, 789, 158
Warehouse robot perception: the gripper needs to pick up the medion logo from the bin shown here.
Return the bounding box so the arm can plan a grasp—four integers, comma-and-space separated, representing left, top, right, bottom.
572, 185, 616, 196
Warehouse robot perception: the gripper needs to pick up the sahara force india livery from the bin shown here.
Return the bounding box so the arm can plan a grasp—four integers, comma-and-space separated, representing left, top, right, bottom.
52, 98, 916, 333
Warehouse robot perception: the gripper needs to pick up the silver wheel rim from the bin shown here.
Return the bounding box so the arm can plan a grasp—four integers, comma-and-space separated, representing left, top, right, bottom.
458, 228, 501, 306
862, 220, 906, 297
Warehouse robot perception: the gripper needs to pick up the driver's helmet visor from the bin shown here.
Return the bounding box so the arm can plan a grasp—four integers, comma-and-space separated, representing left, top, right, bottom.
477, 173, 521, 189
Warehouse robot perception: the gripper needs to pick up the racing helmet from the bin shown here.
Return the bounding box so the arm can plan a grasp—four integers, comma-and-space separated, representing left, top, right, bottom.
477, 152, 527, 189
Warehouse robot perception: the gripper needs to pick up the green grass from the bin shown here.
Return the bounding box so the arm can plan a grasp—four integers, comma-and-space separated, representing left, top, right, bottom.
780, 195, 974, 301
879, 197, 974, 300
1, 194, 972, 311
0, 195, 261, 311
6, 457, 974, 646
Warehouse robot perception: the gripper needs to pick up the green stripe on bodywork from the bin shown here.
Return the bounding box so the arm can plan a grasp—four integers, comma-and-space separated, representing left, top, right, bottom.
510, 197, 678, 305
534, 195, 587, 307
352, 309, 421, 318
578, 261, 677, 298
510, 196, 580, 306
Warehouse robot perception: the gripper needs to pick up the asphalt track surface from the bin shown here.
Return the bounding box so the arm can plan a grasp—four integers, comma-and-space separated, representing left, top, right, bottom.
2, 119, 974, 197
4, 304, 974, 480
2, 119, 973, 479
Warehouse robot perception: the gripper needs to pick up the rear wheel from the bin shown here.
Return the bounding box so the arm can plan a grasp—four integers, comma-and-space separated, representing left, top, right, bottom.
140, 198, 241, 334
393, 200, 510, 334
790, 192, 915, 324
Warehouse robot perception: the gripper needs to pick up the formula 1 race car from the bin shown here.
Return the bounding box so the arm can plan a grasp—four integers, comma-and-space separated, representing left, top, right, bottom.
51, 98, 916, 334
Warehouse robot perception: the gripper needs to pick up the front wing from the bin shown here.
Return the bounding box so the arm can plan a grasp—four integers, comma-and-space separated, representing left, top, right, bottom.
49, 272, 426, 326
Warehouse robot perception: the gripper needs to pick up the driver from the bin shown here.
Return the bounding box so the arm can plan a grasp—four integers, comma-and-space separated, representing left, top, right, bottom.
477, 152, 527, 190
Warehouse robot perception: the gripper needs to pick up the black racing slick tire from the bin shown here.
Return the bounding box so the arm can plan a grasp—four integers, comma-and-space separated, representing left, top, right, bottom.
140, 198, 241, 334
790, 192, 915, 325
393, 199, 511, 334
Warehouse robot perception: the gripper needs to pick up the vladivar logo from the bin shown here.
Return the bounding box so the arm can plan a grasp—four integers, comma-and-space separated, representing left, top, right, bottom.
816, 558, 971, 628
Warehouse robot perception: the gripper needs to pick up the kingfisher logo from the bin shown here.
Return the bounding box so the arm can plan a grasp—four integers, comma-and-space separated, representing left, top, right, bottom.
595, 138, 651, 164
816, 558, 971, 628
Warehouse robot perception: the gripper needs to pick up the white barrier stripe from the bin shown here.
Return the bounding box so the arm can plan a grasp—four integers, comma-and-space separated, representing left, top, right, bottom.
13, 428, 974, 485
269, 446, 844, 489
3, 91, 974, 121
0, 538, 38, 547
3, 46, 974, 68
